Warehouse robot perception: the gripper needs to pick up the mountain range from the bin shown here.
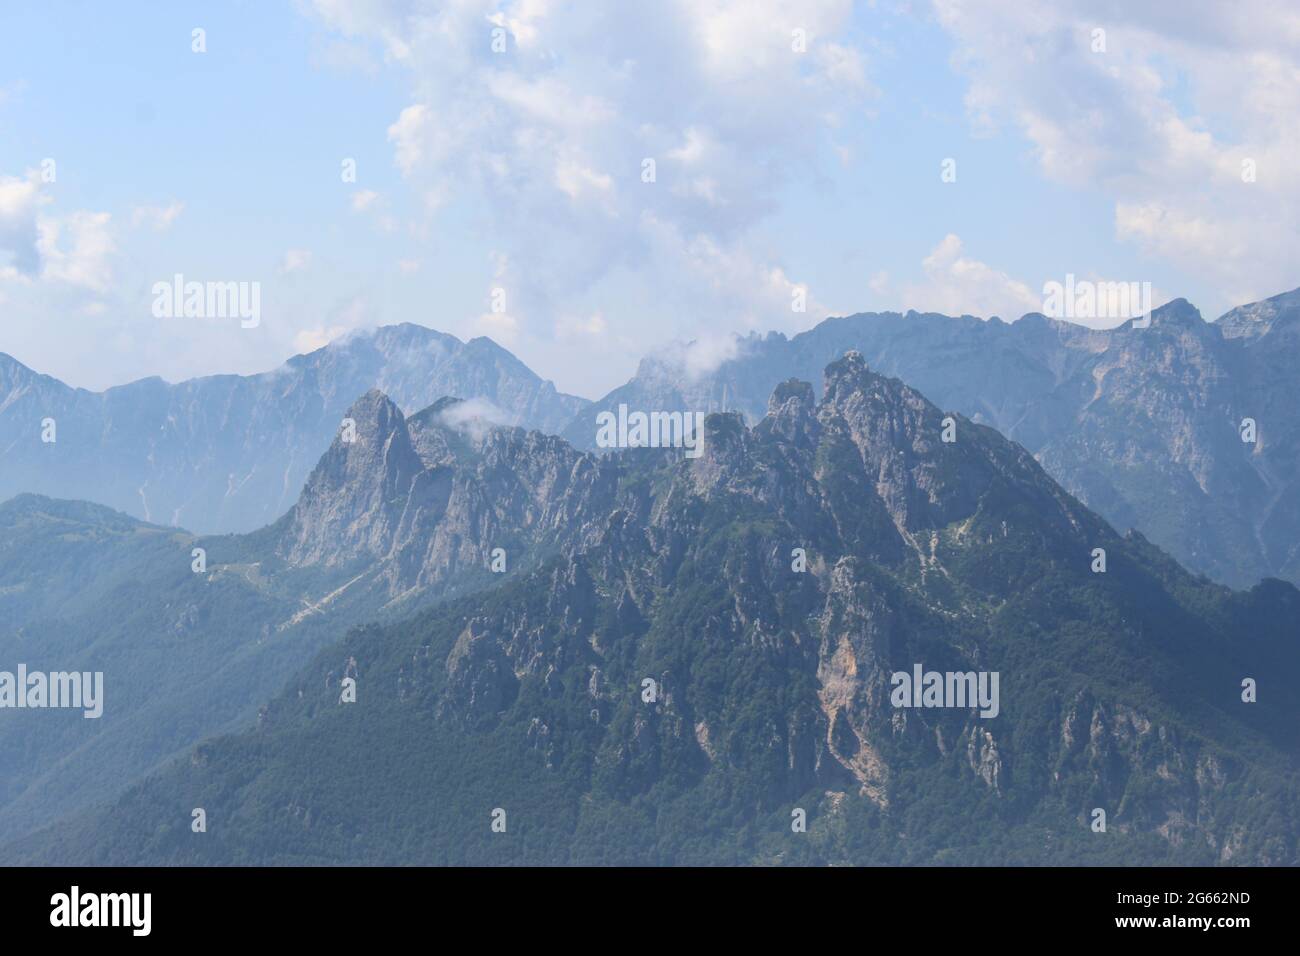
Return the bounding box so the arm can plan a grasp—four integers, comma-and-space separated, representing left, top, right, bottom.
6, 289, 1300, 592
563, 288, 1300, 589
6, 353, 1299, 864
5, 288, 1300, 864
0, 324, 587, 535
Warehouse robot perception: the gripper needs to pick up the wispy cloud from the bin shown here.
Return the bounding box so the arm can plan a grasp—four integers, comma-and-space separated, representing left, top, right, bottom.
933, 0, 1300, 306
311, 0, 873, 358
130, 201, 185, 232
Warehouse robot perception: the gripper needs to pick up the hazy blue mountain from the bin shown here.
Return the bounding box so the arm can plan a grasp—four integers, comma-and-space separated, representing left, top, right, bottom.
0, 324, 588, 535
16, 355, 1299, 865
563, 289, 1300, 588
0, 389, 608, 844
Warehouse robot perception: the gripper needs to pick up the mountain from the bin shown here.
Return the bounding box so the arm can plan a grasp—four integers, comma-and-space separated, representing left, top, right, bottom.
562, 289, 1300, 589
16, 354, 1299, 865
0, 389, 605, 844
0, 324, 588, 535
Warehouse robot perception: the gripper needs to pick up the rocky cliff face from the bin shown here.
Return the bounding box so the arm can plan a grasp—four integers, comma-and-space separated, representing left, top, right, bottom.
28, 354, 1298, 865
564, 288, 1300, 588
486, 356, 1298, 861
0, 324, 588, 535
276, 391, 621, 603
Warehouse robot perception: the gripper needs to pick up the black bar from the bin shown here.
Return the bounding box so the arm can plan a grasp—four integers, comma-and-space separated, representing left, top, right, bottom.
0, 865, 1280, 942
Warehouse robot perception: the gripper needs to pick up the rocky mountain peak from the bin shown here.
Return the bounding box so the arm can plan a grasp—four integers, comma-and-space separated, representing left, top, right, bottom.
821, 349, 900, 400
268, 386, 623, 597
0, 351, 29, 384
278, 390, 424, 567
1216, 286, 1300, 341
0, 352, 62, 405
1142, 296, 1205, 331
767, 377, 815, 415
820, 351, 936, 446
809, 349, 1096, 546
758, 378, 819, 448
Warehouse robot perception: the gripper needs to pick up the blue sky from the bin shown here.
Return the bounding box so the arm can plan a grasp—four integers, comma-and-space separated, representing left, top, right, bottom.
2, 1, 1296, 397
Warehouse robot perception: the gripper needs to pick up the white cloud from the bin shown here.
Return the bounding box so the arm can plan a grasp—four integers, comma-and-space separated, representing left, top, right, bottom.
638, 211, 826, 336
350, 189, 380, 212
474, 310, 520, 344
640, 330, 748, 381
1, 169, 117, 293
486, 72, 614, 130
130, 201, 184, 231
348, 188, 396, 232
0, 171, 47, 276
387, 104, 435, 175
682, 333, 742, 379
308, 0, 872, 361
280, 248, 314, 273
900, 234, 1162, 328
933, 0, 1300, 304
294, 325, 349, 353
555, 311, 607, 339
36, 210, 115, 292
903, 234, 1039, 320
438, 396, 510, 441
1114, 202, 1249, 269
553, 156, 613, 202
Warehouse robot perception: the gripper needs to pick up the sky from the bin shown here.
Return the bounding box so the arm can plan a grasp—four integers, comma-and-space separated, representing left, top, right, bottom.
1, 0, 1297, 399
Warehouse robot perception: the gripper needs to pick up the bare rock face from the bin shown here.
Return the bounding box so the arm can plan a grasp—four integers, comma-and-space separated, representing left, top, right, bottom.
275, 389, 623, 603
444, 621, 519, 726
280, 390, 425, 567
814, 560, 894, 806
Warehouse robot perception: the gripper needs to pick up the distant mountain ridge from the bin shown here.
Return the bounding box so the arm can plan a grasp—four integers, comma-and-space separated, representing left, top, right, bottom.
563, 287, 1300, 588
0, 324, 589, 535
8, 288, 1300, 587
